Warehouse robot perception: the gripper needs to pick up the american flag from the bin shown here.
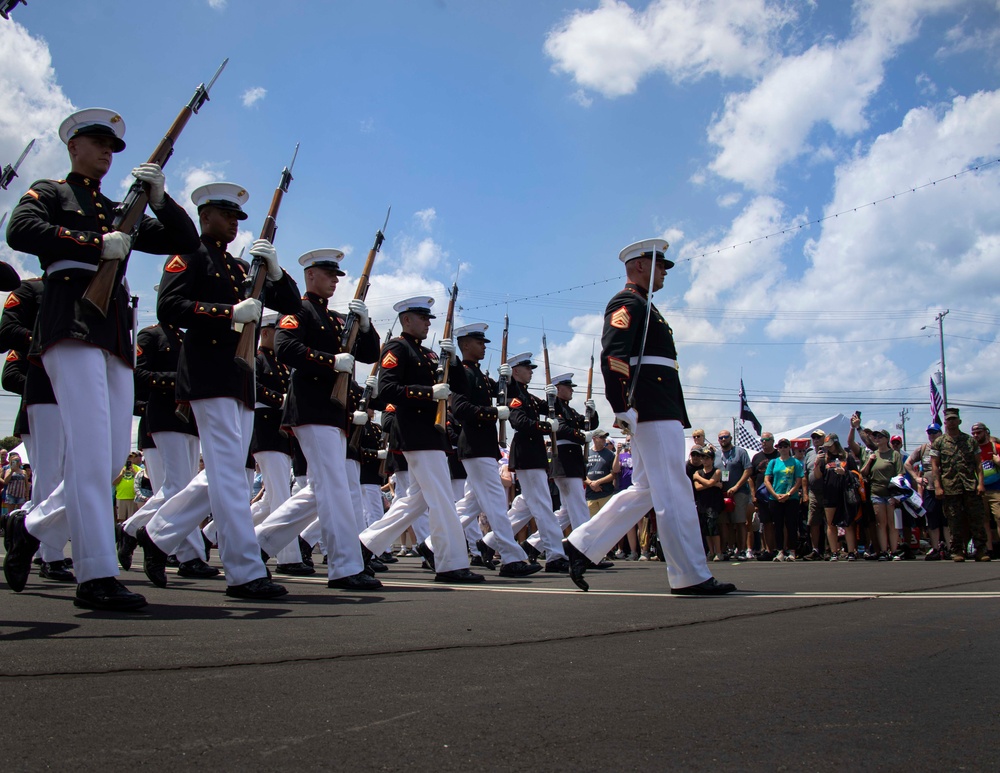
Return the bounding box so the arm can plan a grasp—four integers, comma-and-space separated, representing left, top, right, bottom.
735, 422, 763, 452
929, 377, 944, 424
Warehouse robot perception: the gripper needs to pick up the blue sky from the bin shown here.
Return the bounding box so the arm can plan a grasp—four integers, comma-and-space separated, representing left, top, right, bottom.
2, 0, 1000, 449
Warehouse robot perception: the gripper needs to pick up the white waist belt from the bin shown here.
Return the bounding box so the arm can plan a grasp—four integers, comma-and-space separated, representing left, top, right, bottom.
629, 356, 677, 368
254, 402, 269, 410
47, 259, 100, 273
556, 439, 578, 447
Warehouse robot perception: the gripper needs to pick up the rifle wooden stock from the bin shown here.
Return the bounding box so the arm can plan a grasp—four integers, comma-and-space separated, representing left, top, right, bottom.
497, 313, 509, 447
433, 283, 458, 433
84, 59, 227, 316
541, 333, 558, 448
330, 221, 386, 408
234, 182, 286, 371
584, 349, 595, 431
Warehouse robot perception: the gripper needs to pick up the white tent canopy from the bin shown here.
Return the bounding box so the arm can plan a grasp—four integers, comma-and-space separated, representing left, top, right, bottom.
9, 441, 28, 464
768, 413, 853, 445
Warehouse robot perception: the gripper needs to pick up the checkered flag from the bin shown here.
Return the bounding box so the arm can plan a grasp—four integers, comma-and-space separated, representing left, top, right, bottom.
735, 422, 763, 452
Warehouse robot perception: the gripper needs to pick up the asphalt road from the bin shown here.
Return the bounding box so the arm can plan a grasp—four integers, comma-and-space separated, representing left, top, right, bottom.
2, 554, 998, 771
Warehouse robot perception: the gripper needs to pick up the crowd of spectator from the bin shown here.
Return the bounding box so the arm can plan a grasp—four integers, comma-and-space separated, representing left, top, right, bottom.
685, 408, 1000, 563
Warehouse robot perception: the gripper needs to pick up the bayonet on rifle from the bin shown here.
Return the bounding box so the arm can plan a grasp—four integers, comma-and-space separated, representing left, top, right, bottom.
0, 138, 34, 190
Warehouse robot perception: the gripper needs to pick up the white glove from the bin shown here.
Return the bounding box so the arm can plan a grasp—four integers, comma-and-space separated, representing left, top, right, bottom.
348, 299, 371, 332
365, 374, 378, 397
132, 163, 165, 207
545, 383, 558, 398
498, 363, 512, 378
100, 231, 131, 261
615, 408, 638, 434
232, 297, 262, 324
352, 410, 368, 426
439, 338, 456, 359
496, 405, 510, 421
585, 430, 595, 443
432, 383, 451, 400
585, 399, 596, 411
333, 353, 354, 373
545, 417, 560, 433
377, 449, 388, 460
249, 239, 282, 281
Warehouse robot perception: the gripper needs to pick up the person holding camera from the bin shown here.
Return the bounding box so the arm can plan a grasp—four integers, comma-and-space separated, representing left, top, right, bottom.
112, 451, 143, 524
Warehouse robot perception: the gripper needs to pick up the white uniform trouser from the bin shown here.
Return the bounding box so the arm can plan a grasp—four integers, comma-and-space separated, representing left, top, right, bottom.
452, 478, 481, 554
23, 404, 67, 562
27, 342, 131, 583
360, 450, 468, 573
459, 457, 527, 564
124, 432, 204, 563
567, 419, 711, 589
486, 468, 565, 562
143, 446, 164, 492
361, 483, 384, 528
256, 425, 362, 581
252, 450, 300, 565
391, 470, 431, 543
345, 459, 367, 533
525, 477, 587, 549
146, 397, 264, 587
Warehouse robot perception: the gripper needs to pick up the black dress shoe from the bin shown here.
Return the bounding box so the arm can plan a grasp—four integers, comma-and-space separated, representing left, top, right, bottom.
74, 577, 147, 611
39, 559, 76, 583
165, 554, 180, 568
275, 562, 316, 576
226, 577, 288, 599
327, 572, 383, 590
470, 555, 488, 568
368, 556, 388, 573
416, 541, 436, 571
137, 527, 169, 588
3, 511, 40, 593
177, 558, 221, 578
592, 558, 614, 570
519, 540, 541, 564
117, 526, 138, 571
498, 560, 543, 578
434, 568, 485, 583
544, 558, 570, 573
476, 539, 497, 568
379, 551, 399, 564
299, 536, 314, 567
671, 577, 737, 596
563, 539, 593, 591
64, 557, 73, 569
203, 533, 215, 563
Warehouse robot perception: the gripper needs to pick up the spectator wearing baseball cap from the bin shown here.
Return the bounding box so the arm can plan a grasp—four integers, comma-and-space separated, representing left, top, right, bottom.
861, 429, 904, 560
803, 430, 828, 560
904, 424, 949, 559
931, 408, 990, 561
764, 438, 804, 561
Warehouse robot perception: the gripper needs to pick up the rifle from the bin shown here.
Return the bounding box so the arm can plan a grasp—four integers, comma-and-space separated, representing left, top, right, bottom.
584, 339, 595, 431
0, 212, 6, 232
433, 281, 458, 433
330, 206, 391, 408
0, 139, 34, 190
497, 310, 509, 447
348, 320, 396, 453
0, 0, 25, 20
83, 58, 228, 317
130, 295, 139, 368
540, 322, 558, 448
234, 142, 299, 371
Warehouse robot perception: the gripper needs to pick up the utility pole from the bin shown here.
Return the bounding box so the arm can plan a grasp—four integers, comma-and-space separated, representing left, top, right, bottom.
897, 408, 910, 453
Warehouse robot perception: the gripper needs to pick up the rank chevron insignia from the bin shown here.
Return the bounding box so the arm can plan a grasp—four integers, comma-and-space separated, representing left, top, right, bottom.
3, 294, 20, 309
278, 315, 298, 329
610, 306, 631, 329
164, 255, 187, 273
381, 351, 398, 369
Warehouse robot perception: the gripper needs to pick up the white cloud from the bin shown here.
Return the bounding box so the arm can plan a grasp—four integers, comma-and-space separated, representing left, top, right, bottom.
707, 0, 958, 191
0, 20, 76, 280
717, 192, 742, 208
208, 0, 227, 9
544, 0, 794, 98
241, 87, 267, 108
414, 207, 436, 231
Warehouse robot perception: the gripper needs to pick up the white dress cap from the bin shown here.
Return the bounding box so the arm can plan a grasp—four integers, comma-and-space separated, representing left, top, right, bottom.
190, 182, 250, 220
58, 108, 126, 152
